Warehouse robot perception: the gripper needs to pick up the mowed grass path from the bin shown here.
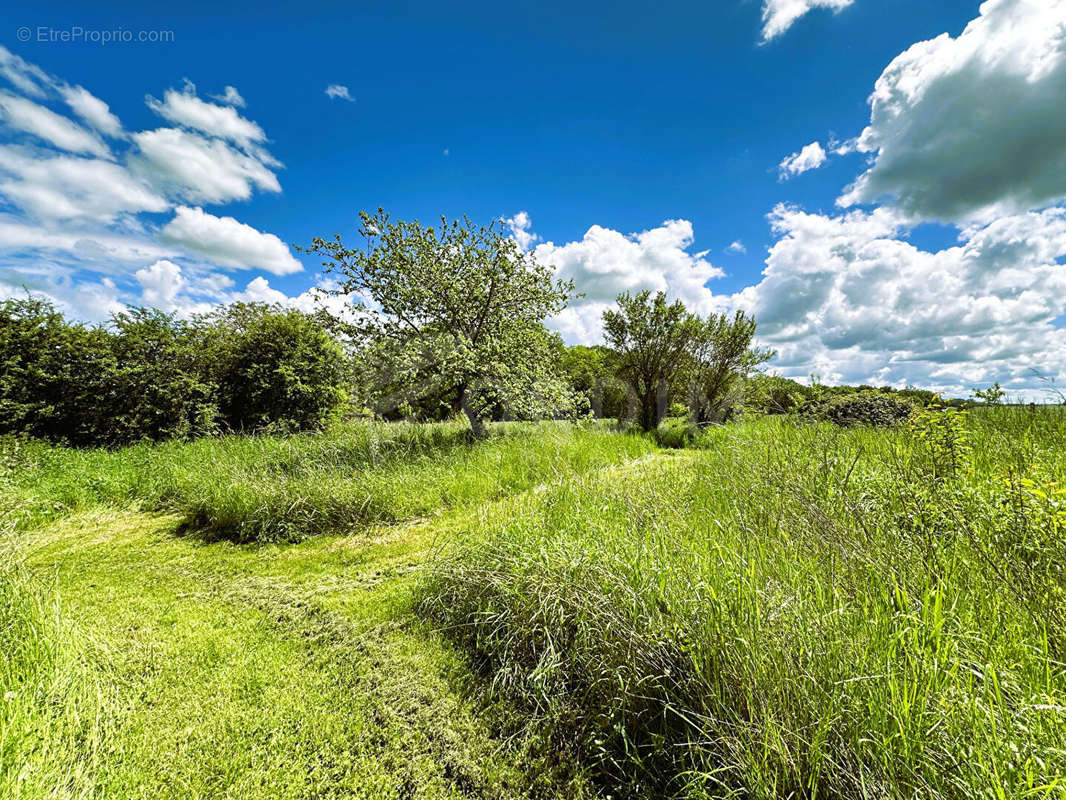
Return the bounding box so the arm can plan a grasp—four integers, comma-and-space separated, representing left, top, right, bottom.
3, 424, 655, 800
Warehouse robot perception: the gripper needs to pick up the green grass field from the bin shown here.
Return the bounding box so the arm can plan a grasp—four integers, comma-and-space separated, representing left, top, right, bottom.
3, 410, 1066, 798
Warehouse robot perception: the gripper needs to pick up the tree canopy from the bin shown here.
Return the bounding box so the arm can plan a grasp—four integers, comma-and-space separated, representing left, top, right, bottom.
603, 291, 699, 431
305, 210, 576, 436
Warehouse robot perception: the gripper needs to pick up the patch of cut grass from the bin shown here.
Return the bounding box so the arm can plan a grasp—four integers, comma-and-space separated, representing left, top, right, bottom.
10, 510, 600, 799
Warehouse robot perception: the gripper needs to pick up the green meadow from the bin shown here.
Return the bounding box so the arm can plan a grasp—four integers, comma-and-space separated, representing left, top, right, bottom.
3, 409, 1066, 798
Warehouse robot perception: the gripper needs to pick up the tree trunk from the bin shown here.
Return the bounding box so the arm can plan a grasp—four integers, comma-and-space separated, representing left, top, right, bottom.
655, 376, 670, 427
640, 393, 657, 432
459, 390, 487, 439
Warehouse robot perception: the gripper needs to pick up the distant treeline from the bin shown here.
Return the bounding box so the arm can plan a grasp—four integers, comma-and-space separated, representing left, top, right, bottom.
0, 212, 983, 449
0, 298, 347, 447
1, 293, 967, 448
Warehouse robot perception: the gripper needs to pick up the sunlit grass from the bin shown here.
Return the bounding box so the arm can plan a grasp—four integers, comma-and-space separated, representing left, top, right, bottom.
421, 408, 1066, 798
3, 420, 654, 541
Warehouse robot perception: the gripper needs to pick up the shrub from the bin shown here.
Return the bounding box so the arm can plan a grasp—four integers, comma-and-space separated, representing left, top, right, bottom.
653, 415, 699, 448
200, 304, 348, 433
1, 298, 350, 445
0, 298, 116, 446
800, 389, 915, 427
107, 309, 219, 444
742, 374, 813, 414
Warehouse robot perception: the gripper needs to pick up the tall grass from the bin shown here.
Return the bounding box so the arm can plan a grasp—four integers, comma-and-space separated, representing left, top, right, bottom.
420, 407, 1066, 798
4, 420, 654, 541
0, 481, 104, 797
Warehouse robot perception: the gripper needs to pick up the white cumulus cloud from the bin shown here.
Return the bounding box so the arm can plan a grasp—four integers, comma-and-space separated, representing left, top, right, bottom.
779, 141, 827, 179
135, 259, 185, 310
160, 206, 303, 276
503, 211, 540, 250
531, 217, 725, 343
840, 0, 1066, 222
131, 127, 281, 204
0, 46, 51, 98
146, 84, 265, 147
0, 146, 167, 223
58, 85, 123, 138
732, 204, 1066, 393
0, 91, 111, 158
325, 84, 354, 102
761, 0, 854, 42
210, 85, 246, 108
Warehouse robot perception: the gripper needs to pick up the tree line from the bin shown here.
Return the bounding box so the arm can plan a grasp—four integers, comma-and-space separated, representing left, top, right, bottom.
1, 209, 777, 446
0, 299, 347, 447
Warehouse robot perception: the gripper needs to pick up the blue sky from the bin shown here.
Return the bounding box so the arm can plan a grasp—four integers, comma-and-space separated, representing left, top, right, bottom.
3, 0, 1066, 397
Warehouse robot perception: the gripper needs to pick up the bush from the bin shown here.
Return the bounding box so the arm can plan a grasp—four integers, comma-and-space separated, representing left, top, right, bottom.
800, 389, 915, 427
0, 298, 349, 446
0, 298, 117, 446
653, 415, 699, 448
742, 374, 814, 414
200, 303, 349, 433
107, 309, 219, 444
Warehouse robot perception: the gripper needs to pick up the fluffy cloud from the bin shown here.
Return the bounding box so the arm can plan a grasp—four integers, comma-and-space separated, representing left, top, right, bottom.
146, 84, 265, 146
160, 206, 303, 276
131, 127, 280, 203
59, 85, 123, 138
210, 85, 246, 108
726, 240, 747, 254
779, 141, 826, 178
0, 91, 110, 158
0, 217, 176, 264
0, 46, 51, 98
732, 204, 1066, 393
0, 49, 298, 322
840, 0, 1066, 222
325, 84, 354, 101
531, 218, 725, 342
503, 211, 540, 250
135, 259, 185, 310
0, 147, 167, 222
760, 0, 854, 42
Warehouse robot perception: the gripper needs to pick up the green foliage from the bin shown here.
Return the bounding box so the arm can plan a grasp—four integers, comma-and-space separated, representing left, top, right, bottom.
558, 345, 628, 420
603, 294, 772, 430
422, 410, 1066, 799
742, 373, 814, 414
653, 415, 699, 448
0, 297, 116, 445
972, 380, 1006, 405
108, 309, 219, 443
305, 210, 575, 436
800, 388, 916, 427
686, 310, 773, 423
0, 298, 347, 446
198, 303, 348, 433
603, 291, 699, 431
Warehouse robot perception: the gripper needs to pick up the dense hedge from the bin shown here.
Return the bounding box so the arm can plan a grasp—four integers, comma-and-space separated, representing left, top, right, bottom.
799, 389, 916, 427
0, 298, 348, 447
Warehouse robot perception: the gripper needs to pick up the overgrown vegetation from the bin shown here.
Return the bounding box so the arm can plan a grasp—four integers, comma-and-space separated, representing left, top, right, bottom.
3, 421, 653, 542
798, 387, 917, 426
6, 208, 1061, 798
421, 407, 1066, 799
0, 298, 348, 446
